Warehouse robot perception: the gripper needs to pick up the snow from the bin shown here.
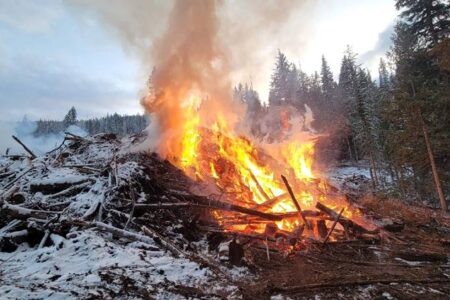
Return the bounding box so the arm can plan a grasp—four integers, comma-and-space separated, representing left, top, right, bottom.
0, 135, 242, 299
0, 230, 238, 299
326, 165, 371, 188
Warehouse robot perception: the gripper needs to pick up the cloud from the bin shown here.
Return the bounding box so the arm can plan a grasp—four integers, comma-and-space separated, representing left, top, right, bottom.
0, 0, 63, 33
0, 56, 140, 121
359, 22, 395, 70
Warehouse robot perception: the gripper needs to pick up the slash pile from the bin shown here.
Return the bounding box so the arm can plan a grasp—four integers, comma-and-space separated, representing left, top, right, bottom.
1, 132, 449, 299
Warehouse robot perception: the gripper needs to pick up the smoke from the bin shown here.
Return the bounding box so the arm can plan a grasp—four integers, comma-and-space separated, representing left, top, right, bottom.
65, 0, 319, 157
0, 119, 87, 156
65, 0, 318, 99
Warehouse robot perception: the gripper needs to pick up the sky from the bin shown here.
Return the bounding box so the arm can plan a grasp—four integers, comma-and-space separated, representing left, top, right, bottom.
0, 0, 398, 122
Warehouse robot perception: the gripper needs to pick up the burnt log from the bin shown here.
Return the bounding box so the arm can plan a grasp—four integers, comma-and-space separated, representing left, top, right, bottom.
315, 202, 377, 234
316, 219, 328, 239
136, 196, 285, 221
280, 175, 310, 228
323, 207, 345, 244
229, 239, 244, 266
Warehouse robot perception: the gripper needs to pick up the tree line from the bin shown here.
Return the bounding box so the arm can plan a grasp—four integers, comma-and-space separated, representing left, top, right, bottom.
235, 0, 449, 207
33, 107, 148, 136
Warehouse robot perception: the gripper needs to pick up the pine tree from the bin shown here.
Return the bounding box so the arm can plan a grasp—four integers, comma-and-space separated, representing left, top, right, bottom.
353, 69, 380, 187
383, 5, 450, 205
338, 47, 360, 161
268, 50, 291, 107
320, 55, 335, 100
395, 0, 450, 48
63, 107, 77, 128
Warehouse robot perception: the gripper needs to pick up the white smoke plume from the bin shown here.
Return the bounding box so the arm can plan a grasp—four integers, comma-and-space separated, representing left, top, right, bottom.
65, 0, 317, 100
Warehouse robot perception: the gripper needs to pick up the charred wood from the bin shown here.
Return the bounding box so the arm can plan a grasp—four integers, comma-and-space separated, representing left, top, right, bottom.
323, 208, 345, 244
30, 178, 93, 195
315, 202, 377, 234
281, 175, 310, 228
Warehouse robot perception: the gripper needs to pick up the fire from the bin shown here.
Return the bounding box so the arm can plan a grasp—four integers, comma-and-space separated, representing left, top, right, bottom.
285, 141, 315, 180
157, 91, 362, 235
180, 94, 201, 174
139, 0, 373, 241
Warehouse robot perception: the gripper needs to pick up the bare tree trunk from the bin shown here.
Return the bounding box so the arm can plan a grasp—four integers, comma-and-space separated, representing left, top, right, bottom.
368, 151, 379, 189
368, 165, 376, 190
396, 166, 407, 198
419, 111, 447, 212
346, 137, 354, 161
353, 139, 359, 162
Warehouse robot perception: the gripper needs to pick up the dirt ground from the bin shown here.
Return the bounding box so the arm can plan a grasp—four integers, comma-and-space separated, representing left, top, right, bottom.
238, 197, 450, 299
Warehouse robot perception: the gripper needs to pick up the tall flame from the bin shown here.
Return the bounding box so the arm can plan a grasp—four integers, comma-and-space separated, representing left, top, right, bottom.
141, 1, 365, 235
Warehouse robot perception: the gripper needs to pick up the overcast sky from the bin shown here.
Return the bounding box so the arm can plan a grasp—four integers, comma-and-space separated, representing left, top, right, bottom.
0, 0, 397, 122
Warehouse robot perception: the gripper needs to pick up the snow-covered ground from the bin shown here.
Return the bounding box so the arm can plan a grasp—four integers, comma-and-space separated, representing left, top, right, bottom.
0, 134, 243, 299
0, 229, 241, 299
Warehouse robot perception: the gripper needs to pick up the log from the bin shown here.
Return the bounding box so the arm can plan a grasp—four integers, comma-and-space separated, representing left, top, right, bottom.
61, 165, 102, 173
198, 226, 278, 242
2, 203, 62, 219
142, 225, 185, 258
64, 131, 80, 138
93, 221, 154, 244
46, 181, 91, 199
280, 175, 310, 229
38, 229, 50, 248
0, 184, 19, 205
11, 135, 36, 159
323, 208, 345, 244
124, 188, 136, 229
30, 178, 93, 195
0, 220, 23, 235
251, 193, 289, 211
134, 202, 325, 222
3, 167, 34, 190
46, 137, 67, 154
317, 219, 328, 239
249, 169, 272, 202
0, 229, 28, 239
315, 202, 377, 234
137, 197, 285, 221
81, 200, 100, 220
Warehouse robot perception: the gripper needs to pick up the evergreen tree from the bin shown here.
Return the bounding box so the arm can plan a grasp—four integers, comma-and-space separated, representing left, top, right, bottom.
395, 0, 450, 48
268, 50, 291, 106
381, 2, 450, 203
338, 47, 360, 161
63, 107, 77, 128
320, 55, 335, 100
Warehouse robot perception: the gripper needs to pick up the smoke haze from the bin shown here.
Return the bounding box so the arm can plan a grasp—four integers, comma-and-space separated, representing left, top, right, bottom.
66, 0, 317, 101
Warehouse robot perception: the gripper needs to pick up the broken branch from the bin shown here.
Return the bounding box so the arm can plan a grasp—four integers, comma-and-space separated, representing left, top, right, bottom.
323, 207, 345, 244
11, 135, 37, 159
281, 175, 310, 229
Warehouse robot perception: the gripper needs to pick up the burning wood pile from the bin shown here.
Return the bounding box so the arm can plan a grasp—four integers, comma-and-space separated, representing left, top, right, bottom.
2, 132, 450, 299
0, 130, 377, 265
